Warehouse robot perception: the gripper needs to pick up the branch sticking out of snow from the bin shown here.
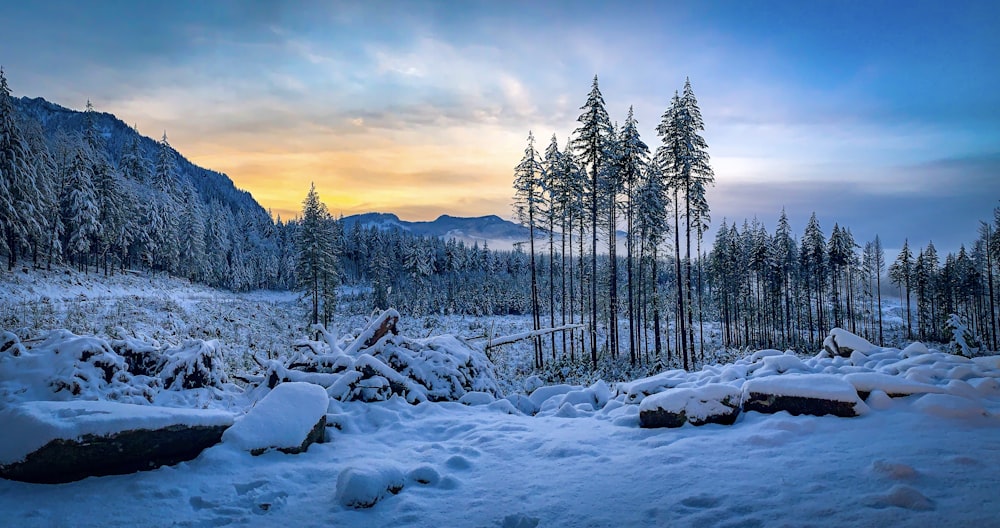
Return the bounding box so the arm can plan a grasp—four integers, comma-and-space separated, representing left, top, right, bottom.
311, 324, 343, 357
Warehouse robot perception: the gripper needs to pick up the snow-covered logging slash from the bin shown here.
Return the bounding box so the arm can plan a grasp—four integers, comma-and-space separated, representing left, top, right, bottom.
2, 302, 1000, 526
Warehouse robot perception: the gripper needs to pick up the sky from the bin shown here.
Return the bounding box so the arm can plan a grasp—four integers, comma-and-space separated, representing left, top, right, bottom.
1, 0, 999, 255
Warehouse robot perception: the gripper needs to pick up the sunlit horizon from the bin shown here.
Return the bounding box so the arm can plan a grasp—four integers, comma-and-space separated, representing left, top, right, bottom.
3, 1, 998, 250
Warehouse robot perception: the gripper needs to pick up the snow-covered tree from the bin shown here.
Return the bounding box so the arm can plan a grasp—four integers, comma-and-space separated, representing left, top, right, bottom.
513, 131, 544, 368
0, 67, 46, 270
295, 183, 341, 327
572, 75, 613, 368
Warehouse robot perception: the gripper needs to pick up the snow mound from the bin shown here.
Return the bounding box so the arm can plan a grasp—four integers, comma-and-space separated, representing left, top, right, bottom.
863, 485, 934, 511
0, 400, 233, 466
222, 382, 328, 454
335, 465, 405, 509
912, 393, 989, 420
844, 372, 943, 397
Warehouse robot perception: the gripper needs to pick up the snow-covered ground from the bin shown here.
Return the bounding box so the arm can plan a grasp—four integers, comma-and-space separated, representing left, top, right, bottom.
3, 267, 999, 527
1, 390, 997, 527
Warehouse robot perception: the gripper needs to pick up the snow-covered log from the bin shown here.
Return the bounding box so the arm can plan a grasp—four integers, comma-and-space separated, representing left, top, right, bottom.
484, 324, 584, 349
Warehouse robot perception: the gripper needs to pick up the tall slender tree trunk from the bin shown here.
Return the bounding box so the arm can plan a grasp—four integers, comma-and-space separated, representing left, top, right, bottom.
684, 190, 695, 362
986, 225, 997, 350
627, 193, 636, 365
877, 260, 884, 345
697, 236, 705, 360
528, 216, 542, 369
673, 190, 688, 370
653, 248, 662, 358
590, 160, 599, 369
562, 217, 569, 358
549, 209, 556, 360
608, 197, 618, 359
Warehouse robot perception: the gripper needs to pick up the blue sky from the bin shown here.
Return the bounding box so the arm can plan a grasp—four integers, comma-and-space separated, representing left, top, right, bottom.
2, 0, 998, 254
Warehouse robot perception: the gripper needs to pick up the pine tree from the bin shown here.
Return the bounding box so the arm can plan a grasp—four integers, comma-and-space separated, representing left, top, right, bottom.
872, 235, 885, 344
178, 181, 207, 280
513, 131, 544, 368
572, 75, 613, 369
890, 239, 914, 339
60, 133, 101, 270
618, 106, 649, 364
296, 183, 340, 328
634, 162, 670, 358
800, 213, 827, 345
0, 67, 46, 270
152, 132, 181, 272
541, 134, 561, 360
771, 209, 798, 348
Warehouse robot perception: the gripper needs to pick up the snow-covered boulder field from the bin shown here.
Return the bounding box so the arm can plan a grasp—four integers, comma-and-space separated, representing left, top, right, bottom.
625, 328, 1000, 429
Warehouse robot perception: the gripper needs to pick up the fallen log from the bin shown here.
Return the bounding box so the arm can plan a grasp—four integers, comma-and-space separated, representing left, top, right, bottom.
483, 324, 584, 349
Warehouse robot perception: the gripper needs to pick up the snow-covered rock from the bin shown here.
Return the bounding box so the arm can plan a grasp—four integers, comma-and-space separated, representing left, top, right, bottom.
335, 465, 405, 509
459, 391, 495, 406
0, 400, 232, 483
823, 328, 875, 357
639, 384, 742, 428
222, 382, 328, 455
742, 374, 865, 417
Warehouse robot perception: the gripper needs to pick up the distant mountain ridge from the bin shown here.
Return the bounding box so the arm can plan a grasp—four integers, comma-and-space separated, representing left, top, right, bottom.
341, 213, 532, 251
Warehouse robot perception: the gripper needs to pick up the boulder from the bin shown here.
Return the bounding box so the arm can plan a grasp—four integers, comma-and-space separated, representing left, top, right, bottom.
223, 382, 329, 455
0, 401, 233, 484
822, 328, 875, 358
742, 374, 864, 418
639, 384, 742, 428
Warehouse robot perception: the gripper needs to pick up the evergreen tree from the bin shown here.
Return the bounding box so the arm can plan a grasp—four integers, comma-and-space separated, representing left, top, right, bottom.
889, 238, 914, 339
178, 181, 207, 280
513, 131, 544, 368
0, 67, 46, 270
618, 106, 649, 364
572, 75, 613, 369
295, 183, 340, 328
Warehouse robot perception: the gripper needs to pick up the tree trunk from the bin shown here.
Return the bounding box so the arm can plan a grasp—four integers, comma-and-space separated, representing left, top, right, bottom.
673, 190, 687, 370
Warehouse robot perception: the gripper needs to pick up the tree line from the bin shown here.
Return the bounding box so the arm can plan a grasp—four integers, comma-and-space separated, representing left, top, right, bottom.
513, 75, 714, 371
511, 75, 1000, 371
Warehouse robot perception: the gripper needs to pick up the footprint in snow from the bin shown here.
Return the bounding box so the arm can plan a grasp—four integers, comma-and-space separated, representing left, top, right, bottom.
870, 460, 919, 481
446, 454, 472, 470
680, 494, 722, 509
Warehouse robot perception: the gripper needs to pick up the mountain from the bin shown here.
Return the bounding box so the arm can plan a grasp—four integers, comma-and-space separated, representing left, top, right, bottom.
14, 96, 269, 220
341, 213, 532, 251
